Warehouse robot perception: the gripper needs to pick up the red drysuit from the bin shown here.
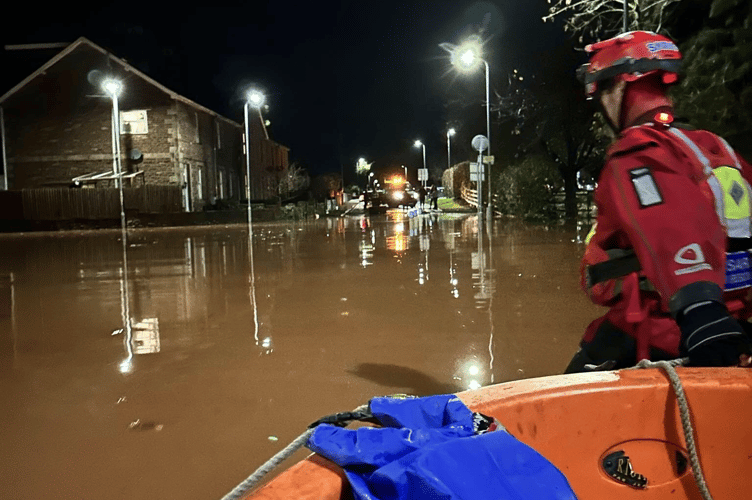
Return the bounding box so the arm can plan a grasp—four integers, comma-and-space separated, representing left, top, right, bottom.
582, 111, 752, 360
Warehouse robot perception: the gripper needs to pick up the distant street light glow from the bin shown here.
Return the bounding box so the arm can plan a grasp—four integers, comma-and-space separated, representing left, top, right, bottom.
414, 140, 426, 189
447, 128, 456, 170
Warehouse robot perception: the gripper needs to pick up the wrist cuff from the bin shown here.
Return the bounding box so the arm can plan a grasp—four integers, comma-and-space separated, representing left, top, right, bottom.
669, 281, 724, 318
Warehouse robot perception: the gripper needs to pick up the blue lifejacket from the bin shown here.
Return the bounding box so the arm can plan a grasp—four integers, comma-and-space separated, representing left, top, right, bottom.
307, 394, 578, 500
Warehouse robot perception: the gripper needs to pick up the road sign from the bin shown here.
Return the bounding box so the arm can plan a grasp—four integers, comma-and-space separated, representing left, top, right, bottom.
418, 168, 428, 181
472, 135, 489, 152
470, 163, 485, 181
482, 155, 495, 165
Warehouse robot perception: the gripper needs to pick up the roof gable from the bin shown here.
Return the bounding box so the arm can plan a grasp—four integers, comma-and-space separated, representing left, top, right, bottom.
0, 37, 242, 128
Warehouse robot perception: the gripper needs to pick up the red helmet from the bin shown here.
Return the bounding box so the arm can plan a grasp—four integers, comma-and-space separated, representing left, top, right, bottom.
577, 31, 682, 97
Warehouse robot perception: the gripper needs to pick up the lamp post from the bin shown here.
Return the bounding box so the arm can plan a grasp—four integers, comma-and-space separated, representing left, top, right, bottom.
243, 89, 265, 227
102, 78, 124, 226
446, 128, 455, 171
102, 78, 132, 374
414, 140, 426, 189
441, 37, 492, 219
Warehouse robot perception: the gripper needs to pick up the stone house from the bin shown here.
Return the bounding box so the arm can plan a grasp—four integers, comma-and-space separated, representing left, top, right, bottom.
0, 37, 288, 212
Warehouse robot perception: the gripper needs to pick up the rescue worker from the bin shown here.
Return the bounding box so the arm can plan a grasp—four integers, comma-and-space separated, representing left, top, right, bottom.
565, 31, 752, 372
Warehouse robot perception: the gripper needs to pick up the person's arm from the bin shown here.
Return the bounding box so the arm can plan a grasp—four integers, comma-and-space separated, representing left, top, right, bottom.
598, 134, 750, 366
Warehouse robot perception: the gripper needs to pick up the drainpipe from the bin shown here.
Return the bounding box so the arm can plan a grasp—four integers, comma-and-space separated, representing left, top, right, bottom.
1, 106, 8, 190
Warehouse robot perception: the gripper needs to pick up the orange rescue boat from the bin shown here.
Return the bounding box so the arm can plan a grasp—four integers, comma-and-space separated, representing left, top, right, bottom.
242, 366, 752, 500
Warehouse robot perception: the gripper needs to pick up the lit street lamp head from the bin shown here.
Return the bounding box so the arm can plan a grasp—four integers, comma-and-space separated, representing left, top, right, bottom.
247, 89, 265, 108
414, 140, 423, 148
447, 128, 456, 137
460, 49, 476, 68
102, 79, 122, 96
448, 36, 484, 73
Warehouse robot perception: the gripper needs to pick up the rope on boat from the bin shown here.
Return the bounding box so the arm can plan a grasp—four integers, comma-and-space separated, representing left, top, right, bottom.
634, 358, 713, 500
219, 404, 369, 500
222, 363, 717, 500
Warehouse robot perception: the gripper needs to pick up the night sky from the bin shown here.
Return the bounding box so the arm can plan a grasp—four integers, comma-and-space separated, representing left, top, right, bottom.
2, 1, 570, 181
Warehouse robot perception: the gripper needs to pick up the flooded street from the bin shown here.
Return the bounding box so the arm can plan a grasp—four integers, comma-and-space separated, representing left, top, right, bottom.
0, 212, 602, 500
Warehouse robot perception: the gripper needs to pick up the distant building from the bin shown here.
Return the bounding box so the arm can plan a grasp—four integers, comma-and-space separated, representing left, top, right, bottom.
0, 37, 288, 212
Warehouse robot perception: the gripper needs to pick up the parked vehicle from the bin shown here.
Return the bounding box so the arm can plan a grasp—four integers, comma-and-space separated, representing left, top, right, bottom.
368, 174, 418, 208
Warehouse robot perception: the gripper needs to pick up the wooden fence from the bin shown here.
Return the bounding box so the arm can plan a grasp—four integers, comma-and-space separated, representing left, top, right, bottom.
459, 184, 594, 221
0, 185, 182, 221
553, 190, 594, 222
460, 184, 478, 207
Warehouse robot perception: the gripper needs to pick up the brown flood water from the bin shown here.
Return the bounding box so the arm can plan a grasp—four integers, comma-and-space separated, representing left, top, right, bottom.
0, 212, 602, 499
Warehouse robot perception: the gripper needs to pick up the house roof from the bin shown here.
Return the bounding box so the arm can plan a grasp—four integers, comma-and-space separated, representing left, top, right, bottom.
0, 37, 252, 130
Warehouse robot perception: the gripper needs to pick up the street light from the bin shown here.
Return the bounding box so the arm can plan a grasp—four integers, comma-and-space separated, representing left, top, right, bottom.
243, 89, 265, 227
447, 128, 456, 171
440, 36, 492, 219
414, 140, 426, 189
102, 77, 131, 373
102, 79, 122, 183
356, 157, 371, 176
102, 78, 125, 226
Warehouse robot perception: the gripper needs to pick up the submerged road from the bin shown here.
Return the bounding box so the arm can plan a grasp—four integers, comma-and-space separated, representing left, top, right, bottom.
0, 212, 601, 499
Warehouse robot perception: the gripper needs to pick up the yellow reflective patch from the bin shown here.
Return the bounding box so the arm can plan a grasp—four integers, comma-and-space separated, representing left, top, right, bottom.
713, 166, 750, 220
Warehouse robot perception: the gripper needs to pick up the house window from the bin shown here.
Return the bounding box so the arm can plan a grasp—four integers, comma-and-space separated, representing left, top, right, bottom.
197, 169, 203, 200
120, 110, 148, 134
216, 121, 221, 149
218, 171, 225, 199
195, 112, 201, 143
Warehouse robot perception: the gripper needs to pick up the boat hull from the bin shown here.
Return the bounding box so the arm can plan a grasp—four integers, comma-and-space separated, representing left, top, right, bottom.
245, 367, 752, 499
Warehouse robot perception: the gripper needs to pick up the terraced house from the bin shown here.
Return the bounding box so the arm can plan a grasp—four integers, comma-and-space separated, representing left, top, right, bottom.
0, 37, 288, 224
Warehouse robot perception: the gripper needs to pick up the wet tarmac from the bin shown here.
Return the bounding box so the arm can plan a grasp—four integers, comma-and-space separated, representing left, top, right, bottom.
0, 211, 602, 499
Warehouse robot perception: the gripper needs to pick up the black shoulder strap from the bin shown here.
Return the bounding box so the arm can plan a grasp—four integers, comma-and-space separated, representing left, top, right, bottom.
586, 249, 641, 287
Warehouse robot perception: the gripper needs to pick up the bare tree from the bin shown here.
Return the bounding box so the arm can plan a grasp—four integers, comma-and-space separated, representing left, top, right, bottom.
278, 162, 310, 200
542, 0, 752, 156
496, 47, 608, 219
542, 0, 681, 42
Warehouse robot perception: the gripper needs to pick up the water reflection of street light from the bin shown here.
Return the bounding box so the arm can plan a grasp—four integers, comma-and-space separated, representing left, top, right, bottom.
440, 37, 492, 219
414, 140, 426, 189
243, 89, 265, 227
117, 223, 133, 374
